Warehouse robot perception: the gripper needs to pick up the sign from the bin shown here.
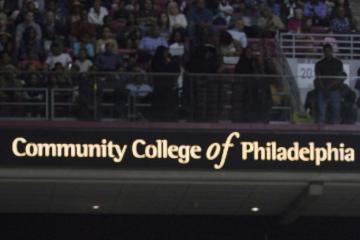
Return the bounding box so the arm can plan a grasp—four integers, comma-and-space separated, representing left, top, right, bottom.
0, 126, 358, 171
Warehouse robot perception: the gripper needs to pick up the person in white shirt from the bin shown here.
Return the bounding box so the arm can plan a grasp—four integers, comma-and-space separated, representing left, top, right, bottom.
74, 48, 93, 73
167, 1, 187, 30
88, 0, 109, 26
45, 44, 72, 70
219, 30, 242, 65
227, 19, 248, 48
169, 29, 185, 57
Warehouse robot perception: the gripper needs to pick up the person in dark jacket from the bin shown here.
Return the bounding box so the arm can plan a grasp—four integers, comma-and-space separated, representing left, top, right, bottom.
150, 46, 180, 121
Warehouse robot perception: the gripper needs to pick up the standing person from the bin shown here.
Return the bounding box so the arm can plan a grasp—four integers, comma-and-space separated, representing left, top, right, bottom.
150, 46, 180, 121
315, 44, 344, 124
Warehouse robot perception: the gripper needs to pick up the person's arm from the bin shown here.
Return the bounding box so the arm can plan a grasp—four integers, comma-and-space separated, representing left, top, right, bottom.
88, 9, 97, 25
96, 40, 102, 54
180, 14, 188, 28
34, 23, 42, 43
273, 16, 285, 30
314, 62, 325, 89
138, 38, 145, 50
112, 39, 119, 52
240, 32, 247, 48
66, 54, 73, 68
15, 24, 23, 49
44, 56, 52, 70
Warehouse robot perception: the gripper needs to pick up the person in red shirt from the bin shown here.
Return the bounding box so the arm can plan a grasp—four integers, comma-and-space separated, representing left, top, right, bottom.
287, 8, 305, 32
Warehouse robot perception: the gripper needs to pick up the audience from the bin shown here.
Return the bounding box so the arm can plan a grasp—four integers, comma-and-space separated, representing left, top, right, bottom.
0, 0, 356, 123
0, 0, 355, 73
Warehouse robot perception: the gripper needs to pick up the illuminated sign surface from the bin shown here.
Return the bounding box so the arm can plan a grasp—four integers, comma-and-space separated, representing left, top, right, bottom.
0, 127, 358, 171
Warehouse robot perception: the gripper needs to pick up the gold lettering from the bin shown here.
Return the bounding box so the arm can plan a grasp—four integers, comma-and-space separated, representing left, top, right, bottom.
132, 139, 146, 158
206, 143, 221, 160
12, 137, 26, 157
241, 142, 254, 160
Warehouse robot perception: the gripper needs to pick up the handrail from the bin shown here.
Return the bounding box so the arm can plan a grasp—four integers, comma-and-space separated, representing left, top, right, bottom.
279, 32, 360, 59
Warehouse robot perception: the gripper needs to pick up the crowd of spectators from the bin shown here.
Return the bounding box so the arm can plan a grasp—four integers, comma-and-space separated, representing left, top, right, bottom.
0, 0, 355, 77
0, 0, 356, 121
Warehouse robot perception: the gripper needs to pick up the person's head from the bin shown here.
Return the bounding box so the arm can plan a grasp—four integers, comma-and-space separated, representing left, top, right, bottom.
126, 13, 138, 26
168, 2, 180, 15
197, 0, 206, 9
219, 31, 233, 46
45, 11, 55, 23
295, 8, 303, 20
51, 43, 62, 56
80, 32, 91, 43
234, 19, 244, 31
79, 48, 88, 60
0, 32, 10, 45
302, 17, 313, 32
0, 13, 7, 27
71, 1, 81, 14
336, 6, 346, 17
323, 44, 333, 58
243, 47, 253, 59
105, 42, 115, 53
26, 1, 36, 12
54, 62, 64, 71
150, 24, 160, 37
144, 0, 153, 10
170, 29, 185, 43
94, 0, 102, 11
25, 11, 35, 23
158, 12, 169, 27
47, 0, 58, 11
102, 26, 112, 39
80, 8, 88, 20
28, 73, 40, 86
262, 7, 273, 18
0, 52, 11, 65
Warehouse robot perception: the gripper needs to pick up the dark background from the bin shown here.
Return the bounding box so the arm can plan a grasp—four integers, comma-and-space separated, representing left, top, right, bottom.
0, 214, 358, 240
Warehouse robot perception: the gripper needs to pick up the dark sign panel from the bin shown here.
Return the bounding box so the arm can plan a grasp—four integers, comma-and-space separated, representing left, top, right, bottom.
0, 126, 358, 171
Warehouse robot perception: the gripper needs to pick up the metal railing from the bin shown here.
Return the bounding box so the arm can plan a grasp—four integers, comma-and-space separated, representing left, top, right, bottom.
278, 33, 360, 59
0, 72, 293, 123
0, 88, 48, 120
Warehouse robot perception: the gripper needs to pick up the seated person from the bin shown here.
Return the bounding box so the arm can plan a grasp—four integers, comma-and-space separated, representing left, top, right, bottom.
96, 26, 118, 54
287, 8, 305, 32
138, 24, 168, 56
228, 19, 248, 48
330, 6, 351, 33
88, 0, 109, 26
219, 31, 242, 65
167, 2, 188, 31
95, 42, 122, 71
74, 48, 93, 73
187, 0, 214, 36
45, 44, 72, 70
